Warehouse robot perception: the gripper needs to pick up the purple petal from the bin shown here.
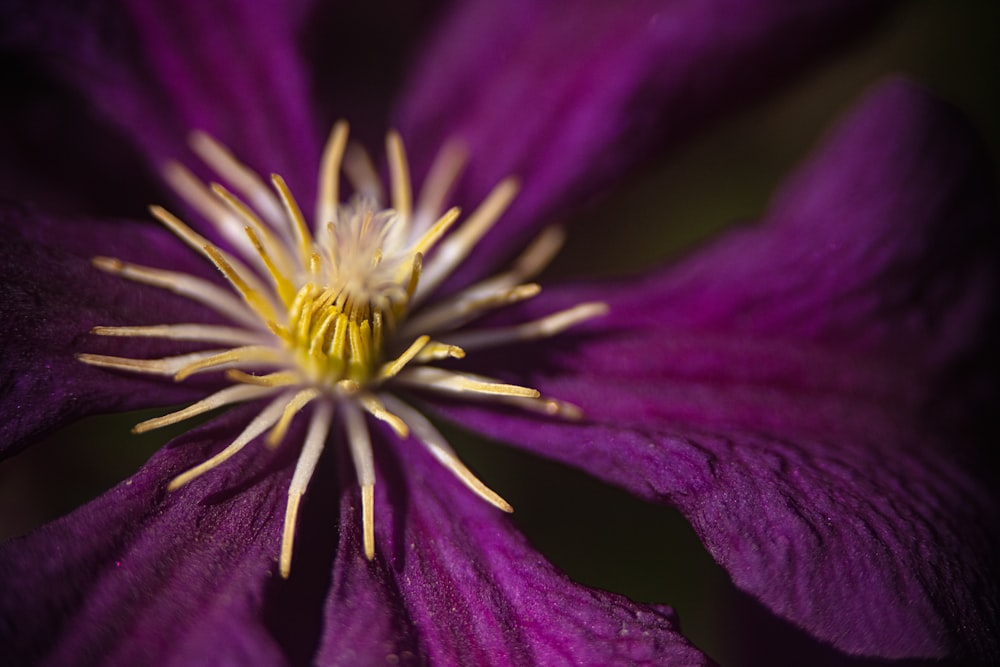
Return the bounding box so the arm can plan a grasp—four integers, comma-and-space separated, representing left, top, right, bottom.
434, 80, 1000, 660
0, 204, 224, 457
0, 405, 292, 666
0, 0, 321, 200
316, 425, 713, 666
1, 405, 712, 666
395, 0, 896, 288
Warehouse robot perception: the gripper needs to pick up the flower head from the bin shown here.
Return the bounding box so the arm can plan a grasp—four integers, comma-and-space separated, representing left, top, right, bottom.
77, 120, 606, 575
1, 1, 997, 665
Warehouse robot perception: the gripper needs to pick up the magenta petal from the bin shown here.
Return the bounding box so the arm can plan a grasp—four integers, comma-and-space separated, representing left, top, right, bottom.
0, 203, 224, 457
395, 0, 895, 286
315, 427, 713, 667
0, 406, 292, 666
0, 0, 321, 199
436, 81, 1000, 660
314, 486, 422, 665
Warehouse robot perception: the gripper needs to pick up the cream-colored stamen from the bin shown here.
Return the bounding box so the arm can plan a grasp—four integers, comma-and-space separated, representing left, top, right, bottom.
509, 225, 567, 281
91, 257, 257, 327
280, 401, 334, 578
77, 350, 227, 376
411, 207, 461, 257
489, 394, 585, 420
386, 130, 412, 220
399, 226, 564, 338
226, 369, 301, 387
395, 366, 540, 399
162, 162, 257, 262
342, 142, 384, 202
148, 206, 264, 297
168, 392, 291, 490
413, 140, 467, 231
190, 130, 286, 234
342, 400, 376, 560
415, 177, 520, 303
413, 342, 465, 363
463, 225, 566, 299
173, 345, 286, 381
317, 121, 350, 230
401, 283, 541, 337
381, 395, 512, 512
201, 245, 279, 322
444, 302, 610, 351
133, 384, 276, 434
267, 388, 321, 447
272, 174, 313, 268
91, 324, 266, 346
210, 183, 295, 277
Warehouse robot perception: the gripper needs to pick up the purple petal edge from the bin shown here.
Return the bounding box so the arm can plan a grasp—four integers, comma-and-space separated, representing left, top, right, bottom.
434, 79, 1000, 661
316, 424, 714, 667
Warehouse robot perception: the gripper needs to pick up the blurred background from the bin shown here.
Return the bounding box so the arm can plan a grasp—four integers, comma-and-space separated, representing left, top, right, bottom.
1, 0, 997, 664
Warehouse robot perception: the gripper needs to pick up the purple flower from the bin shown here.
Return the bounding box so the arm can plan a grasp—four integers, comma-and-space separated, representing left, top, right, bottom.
1, 1, 997, 665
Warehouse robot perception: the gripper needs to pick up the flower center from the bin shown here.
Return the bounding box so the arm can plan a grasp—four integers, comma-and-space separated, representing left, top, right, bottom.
79, 122, 606, 577
277, 202, 413, 386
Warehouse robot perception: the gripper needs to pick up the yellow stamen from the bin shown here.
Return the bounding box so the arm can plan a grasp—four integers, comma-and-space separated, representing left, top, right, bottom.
414, 342, 466, 363
267, 388, 321, 447
272, 173, 314, 266
280, 402, 333, 578
168, 393, 290, 490
415, 177, 520, 302
381, 395, 513, 512
202, 244, 278, 322
162, 162, 252, 258
362, 483, 375, 560
244, 226, 297, 305
317, 120, 350, 229
280, 492, 305, 578
210, 183, 294, 274
342, 401, 376, 560
189, 130, 284, 229
360, 394, 409, 438
91, 257, 256, 327
377, 335, 430, 380
444, 301, 610, 351
173, 345, 285, 381
77, 350, 224, 376
412, 207, 461, 257
225, 369, 301, 387
132, 384, 275, 433
91, 324, 264, 346
397, 367, 540, 398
